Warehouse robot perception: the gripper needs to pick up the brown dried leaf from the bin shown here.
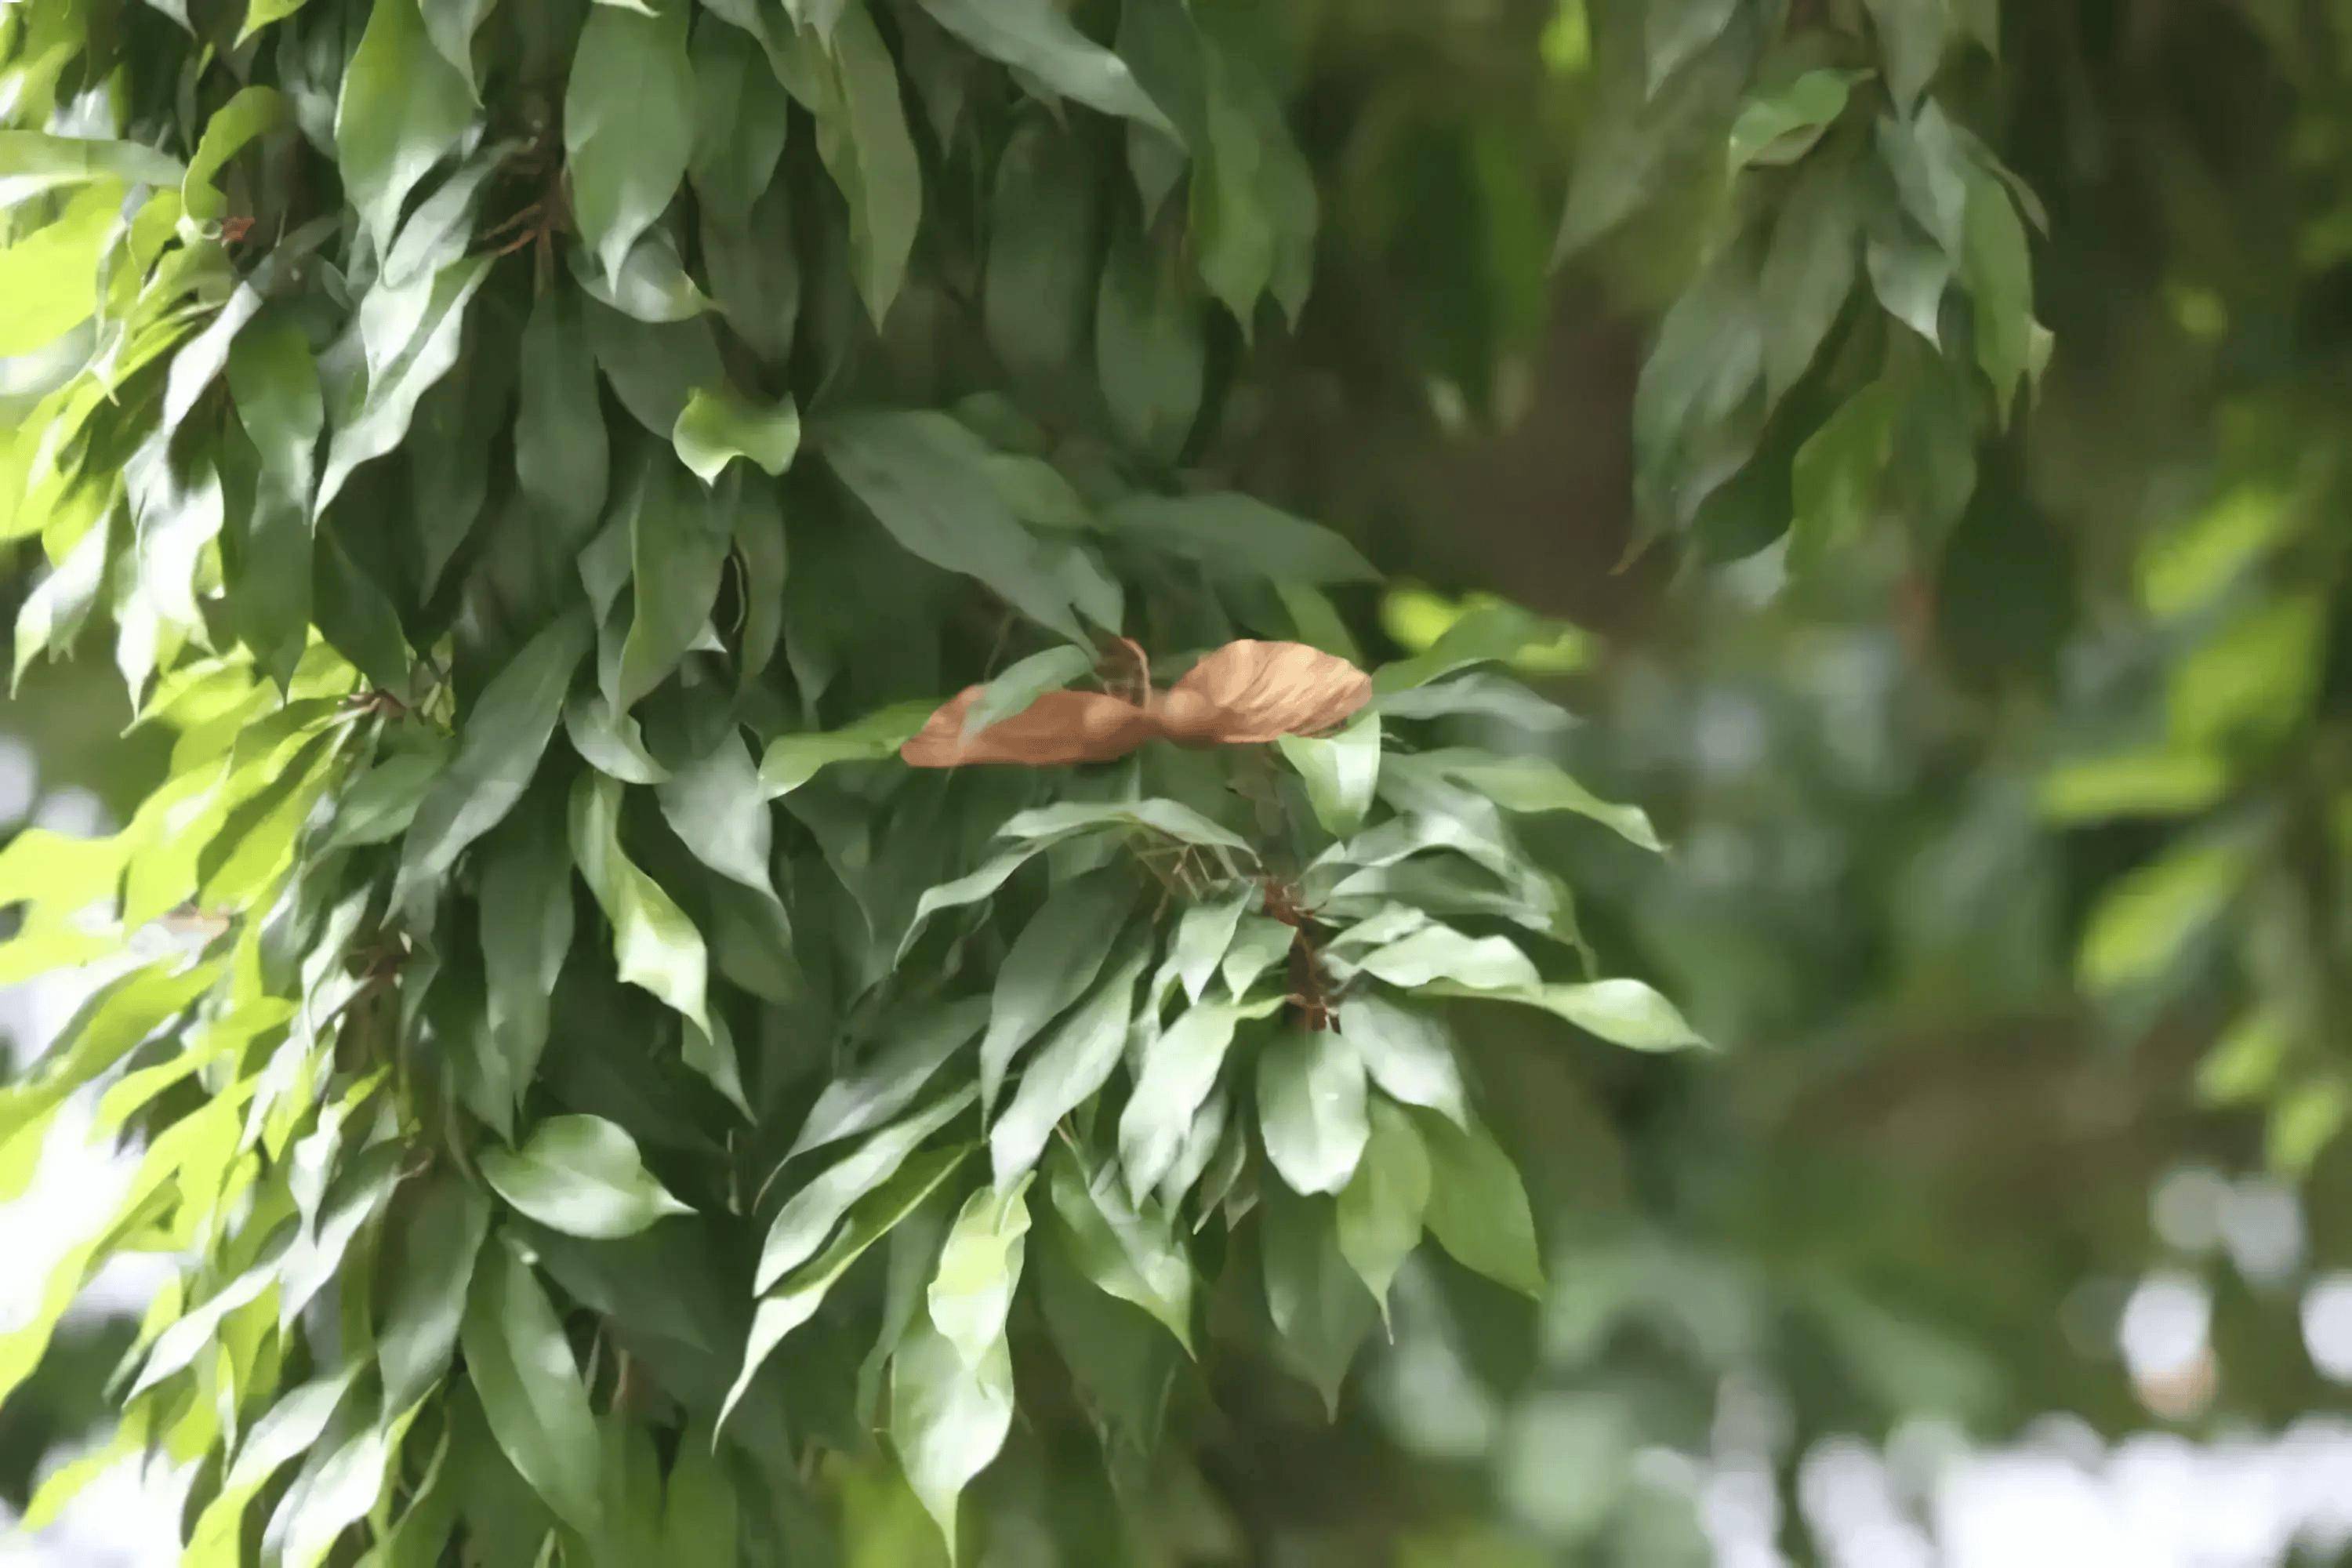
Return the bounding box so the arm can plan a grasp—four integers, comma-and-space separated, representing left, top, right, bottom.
899, 687, 1160, 768
1157, 641, 1373, 745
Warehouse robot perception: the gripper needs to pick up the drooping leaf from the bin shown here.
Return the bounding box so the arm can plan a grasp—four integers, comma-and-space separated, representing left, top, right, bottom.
334, 0, 476, 251
978, 872, 1136, 1112
1256, 1025, 1370, 1196
1334, 1097, 1428, 1317
481, 1114, 694, 1239
567, 0, 697, 287
990, 946, 1149, 1187
460, 1236, 605, 1537
1419, 1115, 1544, 1297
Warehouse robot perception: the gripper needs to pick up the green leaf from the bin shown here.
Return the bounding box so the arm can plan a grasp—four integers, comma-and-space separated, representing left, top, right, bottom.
481, 1115, 693, 1239
1335, 994, 1468, 1127
916, 0, 1175, 133
1790, 379, 1898, 578
673, 387, 801, 483
461, 1236, 604, 1537
1646, 0, 1739, 91
818, 411, 1089, 641
757, 1089, 976, 1290
318, 256, 495, 510
978, 873, 1136, 1112
1866, 226, 1952, 343
1396, 750, 1661, 851
1170, 886, 1254, 1003
1096, 217, 1204, 461
334, 0, 477, 252
758, 700, 936, 795
379, 1173, 491, 1416
793, 999, 989, 1159
2078, 834, 2248, 994
1045, 1144, 1194, 1351
998, 797, 1254, 855
419, 0, 499, 90
566, 0, 696, 287
1356, 924, 1541, 992
1371, 597, 1590, 693
1118, 998, 1277, 1203
396, 609, 591, 908
808, 3, 923, 324
1727, 69, 1860, 170
566, 691, 670, 784
727, 1142, 970, 1427
1877, 103, 1968, 256
990, 946, 1149, 1187
1259, 1184, 1376, 1415
1961, 165, 2034, 423
689, 18, 792, 220
1863, 0, 1951, 112
1218, 914, 1295, 1000
569, 771, 711, 1036
0, 184, 118, 358
615, 460, 732, 710
514, 285, 612, 558
1450, 978, 1708, 1052
890, 1316, 1014, 1560
1105, 492, 1376, 586
224, 317, 323, 688
570, 227, 714, 323
184, 85, 290, 223
1759, 159, 1860, 401
1276, 711, 1381, 837
961, 644, 1098, 737
656, 1432, 741, 1567
928, 1178, 1033, 1369
985, 119, 1099, 388
1335, 1098, 1428, 1318
701, 183, 802, 367
1256, 1026, 1370, 1196
1420, 1116, 1543, 1296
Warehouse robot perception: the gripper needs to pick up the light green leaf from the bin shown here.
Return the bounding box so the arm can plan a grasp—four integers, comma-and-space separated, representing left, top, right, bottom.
656, 1432, 740, 1567
481, 1114, 693, 1239
570, 227, 713, 323
1397, 750, 1661, 851
1219, 914, 1294, 1000
568, 771, 710, 1033
318, 256, 495, 510
998, 797, 1253, 855
184, 85, 289, 222
1421, 1116, 1544, 1297
793, 998, 989, 1159
419, 0, 499, 89
1356, 925, 1541, 992
1046, 1144, 1193, 1351
1257, 1026, 1370, 1196
757, 1089, 975, 1290
565, 690, 670, 783
725, 1143, 970, 1427
1336, 993, 1468, 1127
978, 873, 1136, 1112
0, 183, 119, 358
890, 1316, 1014, 1559
990, 947, 1149, 1188
461, 1236, 604, 1537
1727, 69, 1860, 169
758, 700, 937, 795
928, 1178, 1033, 1370
1170, 886, 1254, 1003
2078, 834, 2248, 994
566, 0, 696, 286
1877, 103, 1968, 256
818, 410, 1087, 641
1863, 0, 1951, 111
1118, 999, 1269, 1202
1336, 1098, 1428, 1317
1866, 226, 1952, 343
396, 609, 590, 907
1961, 165, 2034, 423
672, 387, 801, 483
1437, 978, 1708, 1052
1277, 711, 1381, 837
333, 0, 477, 252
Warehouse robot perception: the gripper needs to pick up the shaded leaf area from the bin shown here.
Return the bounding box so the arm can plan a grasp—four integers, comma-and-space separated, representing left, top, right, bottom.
0, 0, 1723, 1561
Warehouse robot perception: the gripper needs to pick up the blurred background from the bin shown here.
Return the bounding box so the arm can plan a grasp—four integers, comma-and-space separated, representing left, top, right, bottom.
9, 0, 2352, 1562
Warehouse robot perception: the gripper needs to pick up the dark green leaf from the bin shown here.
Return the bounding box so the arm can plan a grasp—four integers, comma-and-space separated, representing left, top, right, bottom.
566, 0, 696, 287
991, 946, 1149, 1186
978, 871, 1136, 1112
461, 1235, 604, 1537
1258, 1184, 1375, 1414
379, 1172, 491, 1416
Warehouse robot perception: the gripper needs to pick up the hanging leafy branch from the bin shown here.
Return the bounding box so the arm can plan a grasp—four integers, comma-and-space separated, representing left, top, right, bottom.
0, 0, 1729, 1560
